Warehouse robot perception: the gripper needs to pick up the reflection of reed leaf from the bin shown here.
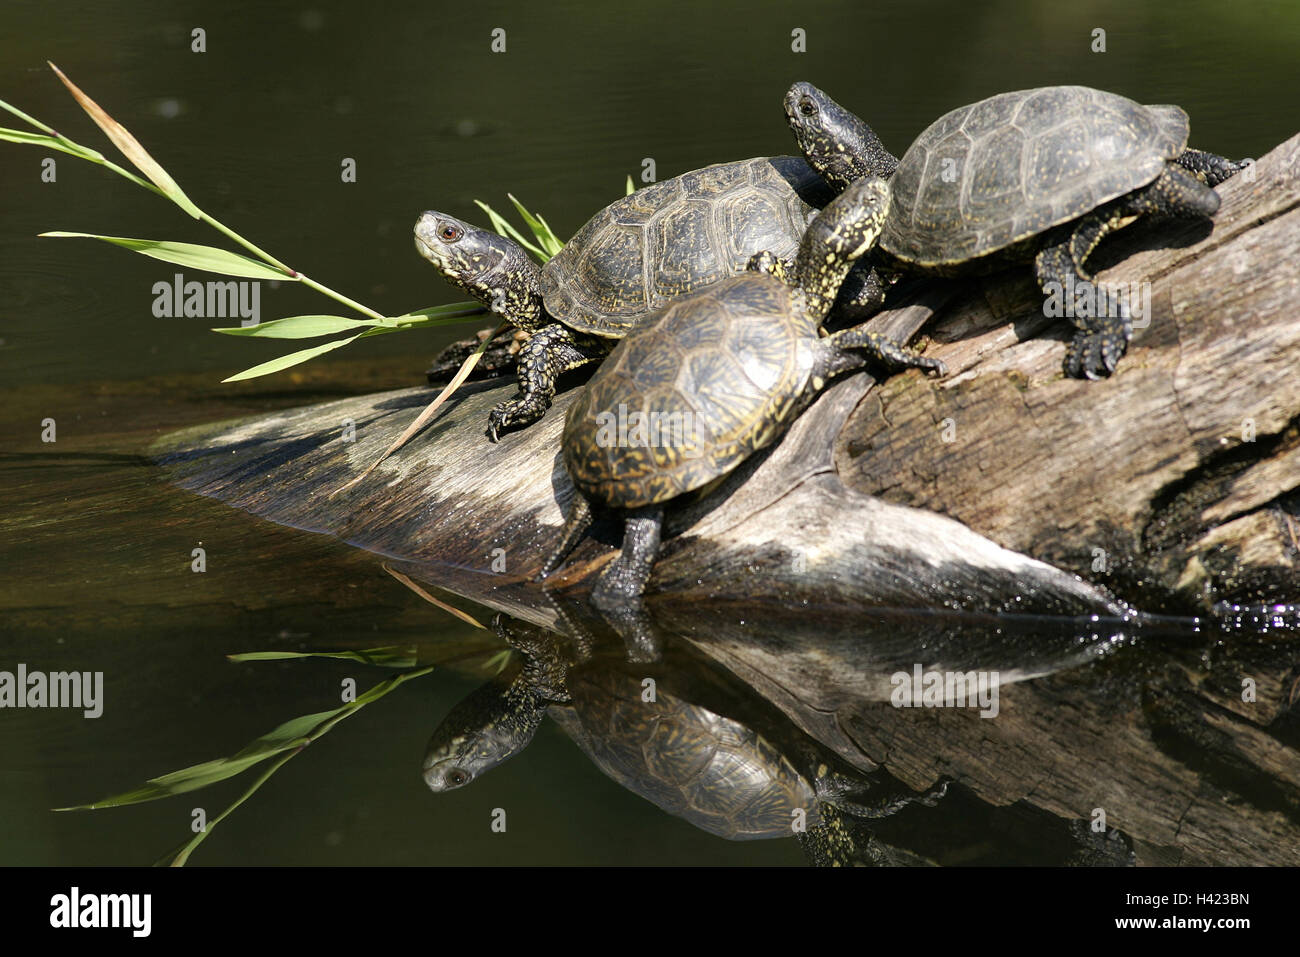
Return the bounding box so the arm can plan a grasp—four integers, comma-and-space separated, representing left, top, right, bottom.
57, 710, 343, 810
383, 564, 487, 629
228, 646, 420, 667
54, 665, 433, 866
482, 650, 514, 676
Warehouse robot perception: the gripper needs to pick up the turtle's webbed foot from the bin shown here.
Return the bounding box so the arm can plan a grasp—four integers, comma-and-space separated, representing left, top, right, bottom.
487, 393, 550, 442
916, 778, 950, 807
537, 496, 594, 583
829, 777, 950, 820
1212, 158, 1252, 187
1063, 296, 1133, 380
590, 563, 649, 619
872, 336, 947, 378
832, 327, 947, 378
1064, 325, 1129, 380
487, 322, 605, 441
591, 507, 663, 663
912, 355, 947, 378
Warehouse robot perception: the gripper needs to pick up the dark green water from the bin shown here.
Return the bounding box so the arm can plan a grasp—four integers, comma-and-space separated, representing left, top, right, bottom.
1, 0, 1297, 865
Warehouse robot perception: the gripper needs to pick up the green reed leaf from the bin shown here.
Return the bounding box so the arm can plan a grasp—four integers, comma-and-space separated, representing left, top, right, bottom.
40, 232, 289, 280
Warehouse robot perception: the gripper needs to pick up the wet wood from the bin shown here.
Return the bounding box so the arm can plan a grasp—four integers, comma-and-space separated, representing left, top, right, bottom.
664, 601, 1300, 866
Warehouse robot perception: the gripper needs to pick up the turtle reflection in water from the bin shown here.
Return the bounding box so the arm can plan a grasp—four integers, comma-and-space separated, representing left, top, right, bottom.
423, 615, 946, 865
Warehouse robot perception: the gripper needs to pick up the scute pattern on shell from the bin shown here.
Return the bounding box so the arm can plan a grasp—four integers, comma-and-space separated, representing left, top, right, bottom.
549, 669, 820, 840
562, 274, 814, 509
540, 156, 830, 336
882, 86, 1191, 265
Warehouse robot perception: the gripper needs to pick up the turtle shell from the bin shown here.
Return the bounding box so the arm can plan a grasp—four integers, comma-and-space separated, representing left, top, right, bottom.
548, 666, 820, 840
882, 86, 1190, 266
540, 156, 832, 337
562, 273, 817, 509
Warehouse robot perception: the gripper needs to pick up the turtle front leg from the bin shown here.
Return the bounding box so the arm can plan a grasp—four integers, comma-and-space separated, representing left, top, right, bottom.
818, 771, 950, 820
1034, 211, 1136, 380
488, 324, 609, 441
590, 504, 664, 662
749, 253, 891, 324
1175, 147, 1249, 188
1039, 162, 1222, 379
826, 323, 946, 377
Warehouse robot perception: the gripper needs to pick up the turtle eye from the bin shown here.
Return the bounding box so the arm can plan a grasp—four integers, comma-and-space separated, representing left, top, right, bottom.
445, 768, 470, 788
439, 224, 463, 243
798, 96, 817, 117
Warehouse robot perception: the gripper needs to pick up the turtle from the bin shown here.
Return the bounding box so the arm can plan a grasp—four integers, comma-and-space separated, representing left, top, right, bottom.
539, 175, 945, 628
423, 615, 945, 864
784, 82, 1248, 378
413, 154, 866, 440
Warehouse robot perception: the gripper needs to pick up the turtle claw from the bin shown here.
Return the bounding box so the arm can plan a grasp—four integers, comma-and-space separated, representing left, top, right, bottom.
916, 778, 951, 807
485, 404, 512, 442
917, 356, 947, 378
1064, 327, 1129, 380
824, 776, 951, 820
1064, 331, 1104, 380
488, 394, 549, 442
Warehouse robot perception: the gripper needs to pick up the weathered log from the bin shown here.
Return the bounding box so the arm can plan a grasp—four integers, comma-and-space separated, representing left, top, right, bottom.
150, 134, 1300, 865
151, 282, 1121, 625
838, 133, 1300, 611
662, 601, 1300, 865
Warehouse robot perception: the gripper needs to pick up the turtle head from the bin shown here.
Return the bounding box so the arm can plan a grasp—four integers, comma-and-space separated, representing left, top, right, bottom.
785, 82, 897, 190
414, 211, 545, 332
422, 677, 548, 793
793, 175, 892, 322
